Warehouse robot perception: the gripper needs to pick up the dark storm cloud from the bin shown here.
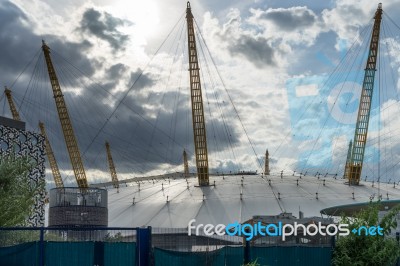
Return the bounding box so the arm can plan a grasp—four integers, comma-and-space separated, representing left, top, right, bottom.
0, 1, 242, 182
228, 35, 276, 68
260, 7, 316, 31
67, 86, 240, 174
0, 1, 96, 86
79, 8, 131, 51
45, 38, 95, 76
107, 63, 127, 80
127, 69, 155, 90
0, 1, 38, 83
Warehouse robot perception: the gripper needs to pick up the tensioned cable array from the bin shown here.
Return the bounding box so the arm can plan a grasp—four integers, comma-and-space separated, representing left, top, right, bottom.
273, 11, 400, 187
2, 7, 264, 187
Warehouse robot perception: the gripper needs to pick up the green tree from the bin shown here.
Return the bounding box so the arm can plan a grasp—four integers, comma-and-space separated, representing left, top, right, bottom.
0, 154, 42, 226
332, 202, 400, 266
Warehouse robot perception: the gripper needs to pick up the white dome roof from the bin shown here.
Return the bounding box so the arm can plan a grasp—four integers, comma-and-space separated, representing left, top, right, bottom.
106, 174, 400, 228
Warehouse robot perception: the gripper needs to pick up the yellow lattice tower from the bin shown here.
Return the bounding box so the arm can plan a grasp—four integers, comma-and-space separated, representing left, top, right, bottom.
105, 141, 119, 192
183, 150, 189, 178
39, 122, 64, 188
4, 86, 21, 121
344, 4, 382, 185
186, 2, 209, 186
42, 41, 88, 188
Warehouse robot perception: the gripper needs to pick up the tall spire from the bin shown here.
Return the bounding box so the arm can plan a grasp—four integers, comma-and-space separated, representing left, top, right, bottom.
105, 141, 119, 192
183, 150, 189, 178
42, 41, 88, 188
265, 149, 270, 175
4, 87, 21, 121
344, 3, 383, 185
186, 2, 209, 186
39, 121, 64, 188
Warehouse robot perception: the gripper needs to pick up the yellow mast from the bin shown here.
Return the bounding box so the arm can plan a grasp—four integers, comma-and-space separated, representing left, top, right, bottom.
265, 149, 270, 175
42, 40, 88, 188
105, 141, 119, 192
183, 149, 189, 178
39, 121, 64, 188
344, 4, 383, 185
186, 2, 209, 186
4, 87, 64, 188
4, 86, 21, 121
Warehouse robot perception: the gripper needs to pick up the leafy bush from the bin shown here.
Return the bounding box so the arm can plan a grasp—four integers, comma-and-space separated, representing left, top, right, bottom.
332, 203, 400, 266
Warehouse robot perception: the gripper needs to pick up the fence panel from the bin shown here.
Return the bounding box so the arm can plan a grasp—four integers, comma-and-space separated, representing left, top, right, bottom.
45, 242, 94, 266
104, 242, 136, 266
0, 241, 40, 266
0, 228, 137, 266
250, 246, 332, 266
0, 229, 41, 266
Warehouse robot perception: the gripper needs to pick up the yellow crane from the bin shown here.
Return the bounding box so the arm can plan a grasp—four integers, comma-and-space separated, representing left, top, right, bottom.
186, 2, 209, 186
42, 40, 88, 188
39, 122, 64, 188
105, 141, 119, 192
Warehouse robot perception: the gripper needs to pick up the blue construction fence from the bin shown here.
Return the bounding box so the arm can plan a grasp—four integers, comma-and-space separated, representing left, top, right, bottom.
0, 227, 335, 266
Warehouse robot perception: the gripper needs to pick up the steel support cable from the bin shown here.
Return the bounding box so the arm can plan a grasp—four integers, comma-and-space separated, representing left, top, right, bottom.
19, 52, 43, 126
65, 65, 112, 140
54, 23, 196, 170
383, 19, 400, 183
142, 19, 186, 168
23, 58, 77, 185
276, 24, 373, 176
319, 25, 374, 177
295, 24, 373, 176
381, 20, 400, 184
77, 12, 188, 155
195, 31, 225, 172
143, 17, 185, 166
46, 56, 91, 183
51, 50, 125, 132
52, 55, 121, 174
359, 20, 395, 183
193, 21, 244, 201
195, 26, 241, 173
50, 49, 192, 170
19, 58, 180, 179
192, 18, 281, 211
9, 48, 42, 113
112, 149, 148, 175
326, 46, 368, 176
193, 19, 262, 173
286, 30, 371, 177
379, 22, 388, 184
18, 54, 42, 121
382, 23, 400, 182
166, 18, 186, 161
380, 12, 400, 183
384, 12, 400, 32
377, 31, 382, 190
11, 61, 177, 181
284, 47, 362, 174
382, 25, 389, 182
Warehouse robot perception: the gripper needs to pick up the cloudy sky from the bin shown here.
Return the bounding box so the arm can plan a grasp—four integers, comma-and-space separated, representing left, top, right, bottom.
1, 0, 400, 187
